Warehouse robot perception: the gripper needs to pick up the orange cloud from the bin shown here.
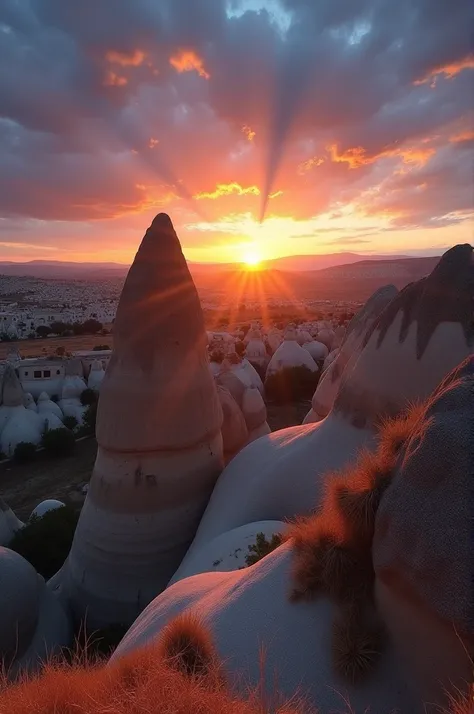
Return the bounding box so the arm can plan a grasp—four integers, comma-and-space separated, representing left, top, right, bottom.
105, 49, 146, 66
242, 125, 256, 141
450, 129, 474, 143
194, 183, 260, 200
414, 53, 474, 85
327, 143, 435, 169
169, 50, 210, 79
103, 71, 127, 87
298, 156, 325, 174
148, 137, 159, 148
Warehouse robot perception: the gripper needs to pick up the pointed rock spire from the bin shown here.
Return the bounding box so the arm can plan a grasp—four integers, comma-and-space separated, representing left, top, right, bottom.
55, 214, 224, 628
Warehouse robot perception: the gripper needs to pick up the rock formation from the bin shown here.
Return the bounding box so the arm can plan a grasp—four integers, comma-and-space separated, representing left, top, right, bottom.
0, 496, 23, 546
0, 367, 45, 455
113, 357, 473, 713
50, 213, 224, 628
0, 547, 71, 676
216, 368, 270, 458
266, 324, 319, 376
87, 359, 106, 391
30, 499, 66, 520
174, 246, 473, 571
244, 328, 268, 369
304, 285, 398, 423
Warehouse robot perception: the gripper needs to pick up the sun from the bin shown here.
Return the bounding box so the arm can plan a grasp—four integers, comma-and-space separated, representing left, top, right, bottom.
242, 247, 262, 270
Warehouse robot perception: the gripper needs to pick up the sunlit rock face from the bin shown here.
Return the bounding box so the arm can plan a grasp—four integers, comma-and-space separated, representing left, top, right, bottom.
52, 214, 224, 629
0, 497, 23, 546
303, 285, 398, 424
175, 245, 473, 563
266, 324, 319, 376
216, 384, 248, 463
217, 368, 270, 458
115, 358, 472, 714
0, 547, 71, 677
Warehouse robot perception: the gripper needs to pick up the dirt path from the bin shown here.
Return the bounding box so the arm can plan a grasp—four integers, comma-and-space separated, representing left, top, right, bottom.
0, 438, 97, 519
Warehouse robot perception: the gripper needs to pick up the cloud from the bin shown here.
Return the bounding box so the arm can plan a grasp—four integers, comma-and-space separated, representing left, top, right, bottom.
0, 0, 471, 259
169, 49, 210, 79
194, 183, 260, 200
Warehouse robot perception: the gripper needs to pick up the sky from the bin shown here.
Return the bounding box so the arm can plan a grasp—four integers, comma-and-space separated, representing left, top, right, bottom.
0, 0, 473, 265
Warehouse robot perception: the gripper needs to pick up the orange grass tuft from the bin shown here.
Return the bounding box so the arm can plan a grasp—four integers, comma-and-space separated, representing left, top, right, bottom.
156, 611, 222, 682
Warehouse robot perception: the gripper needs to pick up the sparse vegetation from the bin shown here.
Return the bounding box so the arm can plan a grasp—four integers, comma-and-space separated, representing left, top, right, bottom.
8, 506, 79, 579
41, 427, 76, 457
78, 401, 98, 437
13, 441, 37, 463
63, 415, 79, 431
245, 532, 283, 567
265, 365, 320, 404
93, 344, 110, 351
80, 388, 98, 406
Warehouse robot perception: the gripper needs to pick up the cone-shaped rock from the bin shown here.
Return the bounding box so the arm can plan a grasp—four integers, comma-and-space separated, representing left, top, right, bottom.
54, 214, 223, 628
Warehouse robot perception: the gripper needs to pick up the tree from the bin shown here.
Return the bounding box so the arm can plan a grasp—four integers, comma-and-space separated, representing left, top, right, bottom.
36, 325, 51, 338
72, 322, 84, 336
83, 318, 103, 334
50, 321, 68, 335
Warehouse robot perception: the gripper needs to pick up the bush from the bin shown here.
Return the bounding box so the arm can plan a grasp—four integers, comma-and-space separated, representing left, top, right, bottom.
83, 318, 103, 334
80, 388, 98, 406
42, 427, 76, 457
78, 401, 98, 437
63, 415, 79, 431
13, 441, 37, 463
265, 365, 320, 405
234, 341, 245, 356
8, 506, 79, 579
93, 344, 110, 351
245, 532, 283, 567
247, 360, 267, 382
36, 325, 51, 338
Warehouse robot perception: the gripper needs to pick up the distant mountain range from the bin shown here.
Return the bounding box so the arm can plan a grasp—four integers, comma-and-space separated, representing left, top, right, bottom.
0, 252, 436, 280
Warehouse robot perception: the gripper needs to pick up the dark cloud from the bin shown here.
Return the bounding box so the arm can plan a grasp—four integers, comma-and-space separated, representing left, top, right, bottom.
0, 0, 472, 238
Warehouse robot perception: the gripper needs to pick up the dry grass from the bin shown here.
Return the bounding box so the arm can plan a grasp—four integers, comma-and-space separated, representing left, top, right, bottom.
286, 403, 426, 683
0, 614, 313, 714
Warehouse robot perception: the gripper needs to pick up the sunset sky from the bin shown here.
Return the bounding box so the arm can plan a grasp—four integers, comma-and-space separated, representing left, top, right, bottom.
0, 0, 472, 265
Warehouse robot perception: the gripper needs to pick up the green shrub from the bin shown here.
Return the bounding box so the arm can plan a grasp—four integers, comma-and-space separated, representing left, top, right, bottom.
13, 441, 37, 463
265, 365, 320, 404
77, 401, 97, 437
8, 506, 79, 579
42, 428, 76, 457
245, 532, 283, 567
80, 388, 98, 406
63, 415, 79, 431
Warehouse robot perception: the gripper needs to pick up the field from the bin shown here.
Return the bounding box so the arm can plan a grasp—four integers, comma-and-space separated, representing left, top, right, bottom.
0, 401, 311, 520
0, 334, 113, 359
